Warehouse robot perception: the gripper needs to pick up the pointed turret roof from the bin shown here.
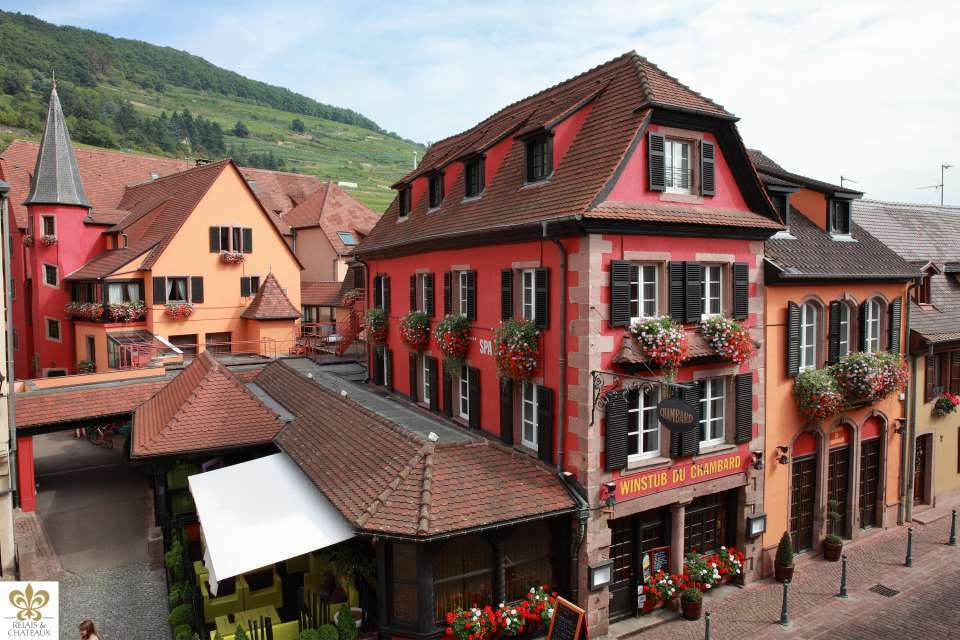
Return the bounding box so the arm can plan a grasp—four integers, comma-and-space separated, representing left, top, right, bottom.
24, 84, 91, 208
242, 273, 301, 320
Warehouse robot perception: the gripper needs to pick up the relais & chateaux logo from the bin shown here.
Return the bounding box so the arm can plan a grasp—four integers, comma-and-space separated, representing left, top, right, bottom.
0, 582, 58, 638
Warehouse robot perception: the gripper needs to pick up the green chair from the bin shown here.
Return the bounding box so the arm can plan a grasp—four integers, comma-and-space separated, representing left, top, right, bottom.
193, 560, 208, 587
239, 567, 283, 611
200, 577, 247, 624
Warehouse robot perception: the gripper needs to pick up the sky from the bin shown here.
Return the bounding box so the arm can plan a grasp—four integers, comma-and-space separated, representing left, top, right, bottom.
8, 0, 960, 204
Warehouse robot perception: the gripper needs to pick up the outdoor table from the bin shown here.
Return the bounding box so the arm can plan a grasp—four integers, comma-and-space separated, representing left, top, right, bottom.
215, 605, 280, 638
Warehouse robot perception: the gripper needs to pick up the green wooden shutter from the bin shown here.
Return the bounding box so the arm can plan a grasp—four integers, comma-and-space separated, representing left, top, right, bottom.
443, 272, 452, 316
700, 141, 716, 196
468, 367, 481, 430
684, 262, 703, 323
501, 269, 514, 321
732, 262, 749, 320
190, 277, 204, 303
385, 349, 394, 392
671, 384, 701, 458
409, 352, 418, 402
500, 379, 514, 445
466, 271, 477, 321
409, 275, 417, 312
610, 260, 632, 328
382, 276, 391, 313
537, 386, 555, 464
648, 132, 666, 192
209, 226, 220, 253
242, 227, 252, 253
787, 301, 801, 376
828, 301, 842, 364
152, 276, 166, 305
427, 357, 439, 412
241, 276, 251, 298
888, 297, 902, 354
604, 390, 629, 470
668, 262, 685, 323
858, 302, 868, 352
442, 363, 453, 418
734, 373, 753, 444
425, 273, 435, 318
534, 267, 549, 329
373, 275, 383, 310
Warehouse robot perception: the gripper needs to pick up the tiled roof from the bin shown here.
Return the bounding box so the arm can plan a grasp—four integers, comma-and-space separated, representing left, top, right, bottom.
766, 206, 918, 280
24, 86, 91, 208
65, 242, 155, 280
16, 378, 169, 430
265, 361, 575, 538
283, 182, 379, 253
748, 148, 861, 196
360, 52, 773, 256
912, 274, 960, 343
0, 140, 323, 230
242, 273, 301, 320
853, 199, 960, 264
301, 281, 343, 306
85, 208, 131, 226
588, 201, 782, 230
131, 351, 282, 458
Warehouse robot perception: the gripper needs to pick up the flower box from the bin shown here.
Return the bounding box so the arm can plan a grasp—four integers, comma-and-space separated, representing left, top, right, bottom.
108, 301, 146, 323
494, 319, 540, 381
342, 289, 360, 306
164, 303, 194, 320
219, 251, 245, 264
22, 234, 33, 247
366, 308, 388, 346
629, 316, 687, 376
435, 314, 472, 369
444, 586, 556, 640
698, 316, 753, 365
40, 234, 58, 247
400, 311, 430, 351
793, 368, 843, 423
64, 302, 104, 321
933, 392, 960, 417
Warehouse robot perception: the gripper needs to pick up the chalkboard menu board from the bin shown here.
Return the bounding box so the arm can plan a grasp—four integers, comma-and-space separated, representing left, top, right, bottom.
547, 597, 586, 640
648, 546, 671, 575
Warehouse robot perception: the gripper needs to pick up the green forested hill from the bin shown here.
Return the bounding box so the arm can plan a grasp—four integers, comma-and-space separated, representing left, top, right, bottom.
0, 10, 421, 212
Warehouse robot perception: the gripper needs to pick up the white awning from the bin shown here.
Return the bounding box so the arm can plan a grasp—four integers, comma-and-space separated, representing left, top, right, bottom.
189, 453, 354, 590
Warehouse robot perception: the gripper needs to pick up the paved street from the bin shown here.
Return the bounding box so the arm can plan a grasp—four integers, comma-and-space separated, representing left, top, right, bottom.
631, 511, 960, 639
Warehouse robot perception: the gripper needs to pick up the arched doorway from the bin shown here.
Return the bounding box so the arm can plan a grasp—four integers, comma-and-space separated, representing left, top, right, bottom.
790, 431, 818, 552
826, 423, 852, 537
859, 417, 883, 529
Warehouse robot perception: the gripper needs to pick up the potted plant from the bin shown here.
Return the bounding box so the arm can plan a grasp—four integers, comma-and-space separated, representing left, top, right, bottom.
108, 301, 147, 322
629, 316, 688, 377
219, 251, 245, 264
365, 308, 387, 347
22, 234, 33, 247
680, 586, 703, 621
933, 391, 960, 417
494, 319, 541, 381
399, 311, 430, 351
434, 314, 471, 370
40, 234, 58, 246
793, 368, 843, 424
774, 531, 794, 583
698, 316, 753, 364
823, 499, 843, 561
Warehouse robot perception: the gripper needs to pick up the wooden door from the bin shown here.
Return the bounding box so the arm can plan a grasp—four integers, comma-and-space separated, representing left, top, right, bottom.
608, 518, 635, 620
828, 446, 850, 536
859, 438, 881, 529
790, 455, 817, 551
914, 436, 928, 504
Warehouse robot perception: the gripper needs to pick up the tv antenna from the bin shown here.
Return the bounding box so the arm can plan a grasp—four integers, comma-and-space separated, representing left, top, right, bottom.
916, 163, 953, 205
840, 175, 858, 188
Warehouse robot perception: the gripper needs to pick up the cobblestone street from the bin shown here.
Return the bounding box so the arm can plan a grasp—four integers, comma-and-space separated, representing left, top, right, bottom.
631, 510, 960, 639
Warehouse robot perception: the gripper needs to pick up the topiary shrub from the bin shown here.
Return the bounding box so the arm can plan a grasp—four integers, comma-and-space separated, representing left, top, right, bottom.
234, 625, 248, 640
168, 603, 192, 628
168, 581, 190, 608
681, 586, 702, 602
174, 624, 193, 640
165, 542, 185, 582
336, 604, 357, 640
319, 624, 339, 640
775, 531, 794, 567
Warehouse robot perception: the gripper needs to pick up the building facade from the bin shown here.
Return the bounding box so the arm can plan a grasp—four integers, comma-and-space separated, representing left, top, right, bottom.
0, 180, 17, 576
753, 153, 917, 570
358, 53, 782, 636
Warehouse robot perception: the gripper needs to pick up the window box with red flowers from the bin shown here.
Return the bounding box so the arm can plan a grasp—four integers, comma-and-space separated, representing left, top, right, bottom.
793, 368, 843, 424
219, 251, 245, 265
366, 308, 388, 347
933, 391, 960, 417
164, 303, 194, 320
629, 316, 688, 377
40, 234, 58, 247
22, 234, 33, 247
108, 301, 146, 323
64, 302, 104, 321
494, 319, 540, 381
443, 586, 556, 640
435, 314, 472, 370
832, 351, 907, 403
400, 311, 430, 351
698, 316, 753, 365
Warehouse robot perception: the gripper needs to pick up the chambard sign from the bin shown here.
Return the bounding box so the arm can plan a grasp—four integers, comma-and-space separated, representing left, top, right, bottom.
0, 581, 58, 638
656, 396, 697, 433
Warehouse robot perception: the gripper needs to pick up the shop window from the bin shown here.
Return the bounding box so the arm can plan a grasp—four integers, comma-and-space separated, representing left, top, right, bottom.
629, 264, 659, 321
683, 491, 732, 555
700, 265, 722, 318
389, 543, 419, 625
627, 386, 660, 461
698, 378, 725, 446
504, 522, 552, 601
433, 535, 492, 622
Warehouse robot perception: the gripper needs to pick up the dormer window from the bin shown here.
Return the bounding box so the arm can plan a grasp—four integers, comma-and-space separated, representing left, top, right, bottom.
772, 193, 790, 229
829, 199, 851, 236
398, 187, 411, 219
525, 134, 552, 184
917, 273, 933, 304
428, 172, 444, 209
464, 157, 484, 198
665, 139, 692, 194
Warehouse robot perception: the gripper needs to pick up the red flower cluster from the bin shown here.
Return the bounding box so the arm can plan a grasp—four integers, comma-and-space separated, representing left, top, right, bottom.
366, 309, 388, 346
444, 587, 557, 640
642, 548, 745, 605
64, 302, 104, 321
631, 317, 688, 373
400, 312, 431, 351
108, 301, 146, 323
933, 392, 960, 417
494, 320, 541, 381
435, 314, 472, 368
219, 251, 245, 264
164, 303, 194, 320
699, 316, 753, 365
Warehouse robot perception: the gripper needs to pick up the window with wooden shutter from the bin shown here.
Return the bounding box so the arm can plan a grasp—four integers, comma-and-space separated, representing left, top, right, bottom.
374, 275, 383, 310
425, 273, 435, 318
537, 386, 554, 464
190, 277, 204, 303
427, 357, 439, 412
668, 262, 685, 323
409, 352, 418, 402
734, 373, 753, 444
888, 296, 902, 353
609, 260, 632, 328
373, 349, 384, 386
950, 352, 960, 395
786, 301, 801, 377
152, 276, 166, 305
500, 379, 514, 445
465, 271, 477, 321
700, 141, 716, 196
684, 262, 703, 323
443, 272, 453, 316
209, 227, 220, 253
925, 355, 937, 403
648, 132, 666, 192
828, 300, 842, 364
241, 276, 251, 298
242, 227, 252, 253
442, 363, 454, 417
250, 276, 260, 294
534, 267, 549, 328
501, 269, 514, 320
468, 367, 481, 430
604, 391, 629, 470
671, 385, 700, 458
732, 262, 749, 320
858, 302, 868, 352
382, 275, 391, 313
409, 275, 417, 312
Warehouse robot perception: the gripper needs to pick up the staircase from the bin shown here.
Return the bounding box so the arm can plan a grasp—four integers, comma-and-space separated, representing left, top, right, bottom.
334, 291, 366, 357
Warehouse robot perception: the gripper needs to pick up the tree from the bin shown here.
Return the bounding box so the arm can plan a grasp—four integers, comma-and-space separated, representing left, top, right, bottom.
232, 120, 250, 138
290, 118, 305, 133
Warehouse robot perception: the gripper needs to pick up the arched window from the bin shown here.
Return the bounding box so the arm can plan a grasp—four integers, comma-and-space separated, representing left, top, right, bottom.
799, 302, 819, 371
864, 298, 883, 353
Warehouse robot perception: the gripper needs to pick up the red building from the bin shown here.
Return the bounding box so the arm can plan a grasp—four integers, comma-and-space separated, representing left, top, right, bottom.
358, 52, 782, 635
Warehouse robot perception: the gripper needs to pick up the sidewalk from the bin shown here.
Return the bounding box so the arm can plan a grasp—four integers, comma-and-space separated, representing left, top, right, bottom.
621, 514, 960, 639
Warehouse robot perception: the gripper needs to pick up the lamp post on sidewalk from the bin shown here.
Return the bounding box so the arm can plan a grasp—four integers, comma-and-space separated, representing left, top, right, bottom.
779, 580, 790, 626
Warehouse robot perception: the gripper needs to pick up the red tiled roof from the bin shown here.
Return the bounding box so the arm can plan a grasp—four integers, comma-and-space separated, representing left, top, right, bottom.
360, 52, 771, 256
65, 241, 155, 280
84, 208, 130, 226
16, 378, 169, 430
284, 182, 379, 253
587, 201, 782, 229
264, 362, 575, 537
0, 140, 324, 230
242, 273, 301, 320
131, 351, 282, 458
301, 281, 343, 306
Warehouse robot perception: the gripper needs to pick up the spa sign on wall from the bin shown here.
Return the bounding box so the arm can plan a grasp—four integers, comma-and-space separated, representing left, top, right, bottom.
615, 444, 750, 501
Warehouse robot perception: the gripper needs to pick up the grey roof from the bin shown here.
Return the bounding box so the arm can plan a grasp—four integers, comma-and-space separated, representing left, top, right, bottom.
765, 207, 919, 280
852, 199, 960, 263
911, 274, 960, 343
24, 86, 91, 208
748, 148, 861, 196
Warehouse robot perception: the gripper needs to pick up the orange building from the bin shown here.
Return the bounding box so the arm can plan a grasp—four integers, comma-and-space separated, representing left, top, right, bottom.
752, 150, 918, 570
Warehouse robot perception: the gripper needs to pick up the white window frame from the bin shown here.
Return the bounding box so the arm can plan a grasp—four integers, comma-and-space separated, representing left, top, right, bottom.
458, 270, 469, 317
381, 348, 390, 386
799, 302, 818, 371
42, 263, 59, 288
629, 264, 659, 322
865, 298, 882, 353
44, 317, 62, 343
421, 356, 431, 405
701, 265, 722, 319
837, 303, 851, 358
458, 365, 470, 421
627, 387, 660, 462
521, 269, 536, 321
664, 139, 692, 194
699, 378, 725, 447
166, 276, 189, 303
377, 275, 388, 309
521, 382, 539, 451
417, 273, 429, 314
40, 214, 56, 238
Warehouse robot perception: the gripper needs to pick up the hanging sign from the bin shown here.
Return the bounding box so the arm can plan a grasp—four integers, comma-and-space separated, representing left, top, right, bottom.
656, 397, 697, 433
547, 597, 587, 640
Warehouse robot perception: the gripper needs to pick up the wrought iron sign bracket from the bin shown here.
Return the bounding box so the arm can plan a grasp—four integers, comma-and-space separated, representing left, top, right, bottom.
590, 370, 692, 426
